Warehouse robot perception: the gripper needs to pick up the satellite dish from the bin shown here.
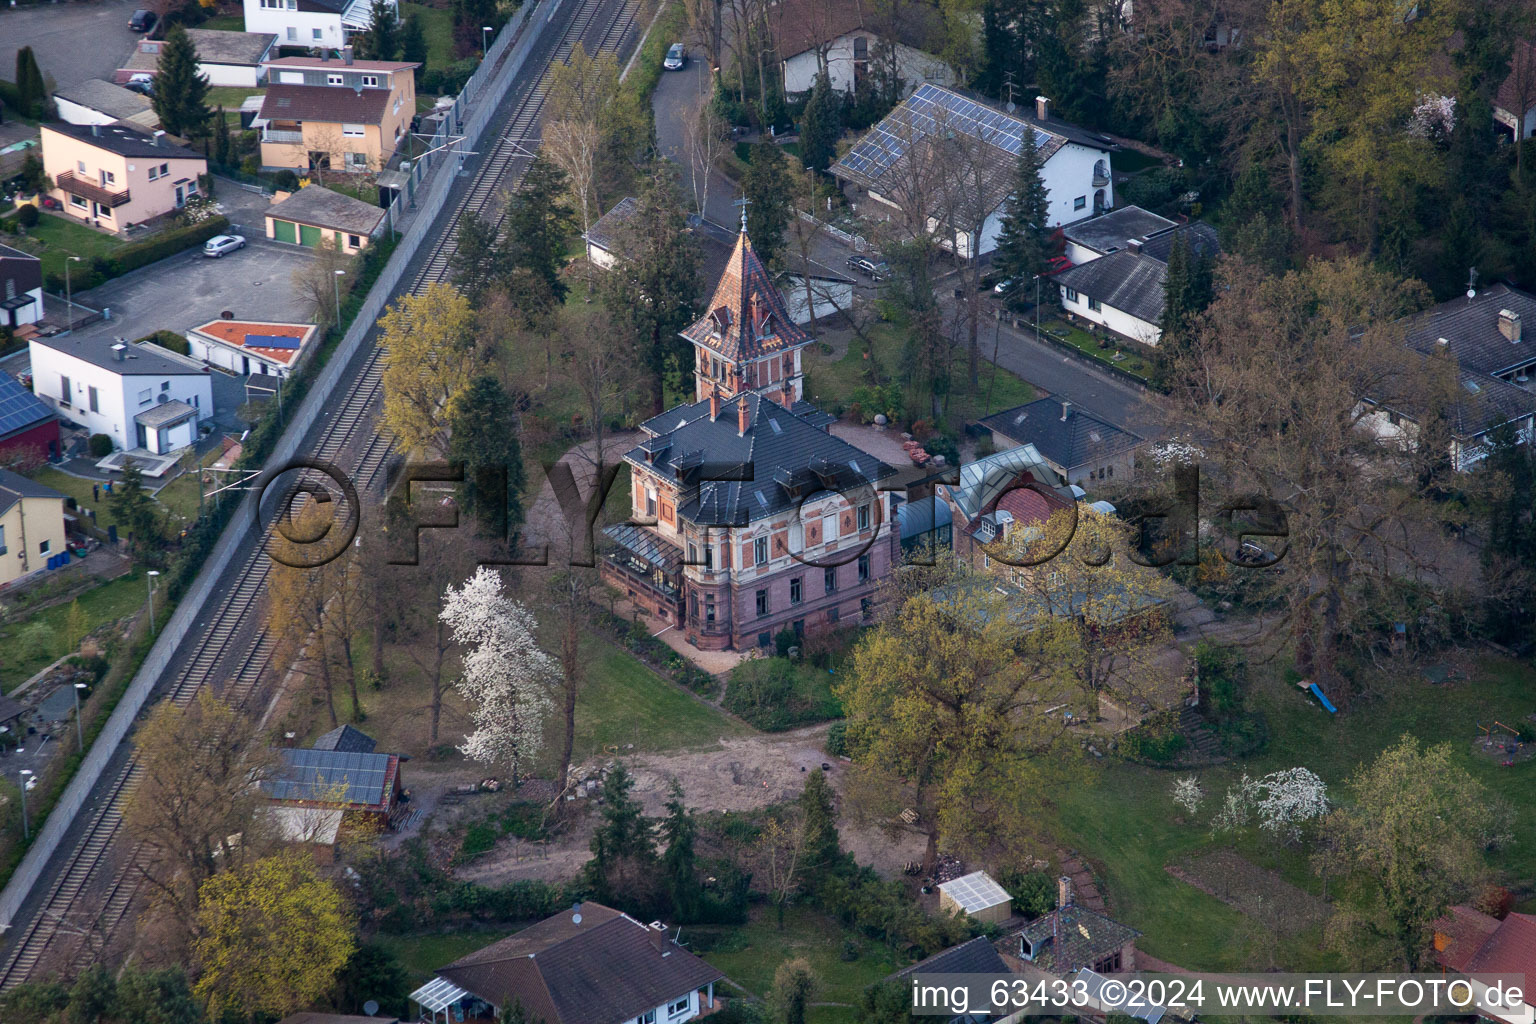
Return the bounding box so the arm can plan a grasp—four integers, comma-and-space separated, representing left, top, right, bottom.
364, 1001, 380, 1017
572, 913, 582, 924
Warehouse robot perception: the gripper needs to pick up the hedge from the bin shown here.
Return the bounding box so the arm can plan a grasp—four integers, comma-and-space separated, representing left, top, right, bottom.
42, 216, 231, 294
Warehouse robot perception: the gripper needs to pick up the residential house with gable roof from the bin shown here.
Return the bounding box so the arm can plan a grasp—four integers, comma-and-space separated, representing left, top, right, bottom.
0, 468, 67, 591
772, 0, 956, 97
242, 0, 395, 50
1434, 907, 1536, 1024
0, 242, 43, 332
411, 902, 725, 1024
257, 52, 418, 172
980, 397, 1143, 487
39, 121, 207, 233
831, 86, 1115, 257
601, 222, 899, 652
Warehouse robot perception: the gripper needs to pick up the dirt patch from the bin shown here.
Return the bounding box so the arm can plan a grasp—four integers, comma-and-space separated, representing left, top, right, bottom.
1470, 733, 1534, 765
1166, 850, 1328, 936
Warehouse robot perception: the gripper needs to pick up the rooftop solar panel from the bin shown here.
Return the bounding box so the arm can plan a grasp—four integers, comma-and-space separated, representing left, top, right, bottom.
0, 372, 53, 438
838, 84, 1055, 184
939, 870, 1011, 912
245, 333, 302, 349
266, 748, 393, 807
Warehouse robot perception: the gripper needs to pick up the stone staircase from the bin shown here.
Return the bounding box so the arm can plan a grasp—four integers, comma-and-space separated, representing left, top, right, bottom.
1177, 706, 1222, 759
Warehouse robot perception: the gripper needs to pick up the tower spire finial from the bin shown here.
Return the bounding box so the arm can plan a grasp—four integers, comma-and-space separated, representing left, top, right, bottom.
734, 196, 751, 233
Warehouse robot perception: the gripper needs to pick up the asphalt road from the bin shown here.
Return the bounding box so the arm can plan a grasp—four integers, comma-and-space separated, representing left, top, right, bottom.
0, 0, 141, 96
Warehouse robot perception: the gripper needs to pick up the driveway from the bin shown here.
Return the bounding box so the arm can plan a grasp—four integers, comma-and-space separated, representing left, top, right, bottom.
0, 0, 140, 96
70, 235, 316, 345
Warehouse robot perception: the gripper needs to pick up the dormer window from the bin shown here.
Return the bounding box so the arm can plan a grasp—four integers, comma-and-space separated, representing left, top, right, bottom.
327, 73, 344, 86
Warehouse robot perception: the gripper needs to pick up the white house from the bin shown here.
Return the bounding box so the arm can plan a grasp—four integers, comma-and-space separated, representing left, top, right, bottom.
831, 87, 1114, 259
28, 335, 213, 455
409, 902, 723, 1024
1051, 220, 1220, 346
1494, 40, 1536, 142
1060, 204, 1176, 266
118, 30, 278, 89
242, 0, 395, 50
774, 0, 955, 97
188, 319, 319, 378
0, 243, 43, 331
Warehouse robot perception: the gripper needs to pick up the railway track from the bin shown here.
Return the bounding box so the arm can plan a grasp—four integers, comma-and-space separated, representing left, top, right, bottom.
0, 0, 640, 988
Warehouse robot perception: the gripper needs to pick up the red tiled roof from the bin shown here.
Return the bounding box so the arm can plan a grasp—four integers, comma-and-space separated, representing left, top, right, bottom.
679, 228, 812, 362
1466, 912, 1536, 975
1436, 905, 1503, 972
191, 320, 316, 366
961, 470, 1071, 538
1495, 41, 1536, 120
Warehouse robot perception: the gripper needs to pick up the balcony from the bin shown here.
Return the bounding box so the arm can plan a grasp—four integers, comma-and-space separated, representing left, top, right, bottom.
262, 128, 305, 145
55, 171, 129, 208
1092, 172, 1110, 187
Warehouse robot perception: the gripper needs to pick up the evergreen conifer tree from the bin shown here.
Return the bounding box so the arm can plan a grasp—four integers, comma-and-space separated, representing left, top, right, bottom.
152, 25, 212, 140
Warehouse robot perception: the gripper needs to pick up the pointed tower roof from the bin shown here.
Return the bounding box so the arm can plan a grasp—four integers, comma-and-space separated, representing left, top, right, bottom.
680, 227, 812, 362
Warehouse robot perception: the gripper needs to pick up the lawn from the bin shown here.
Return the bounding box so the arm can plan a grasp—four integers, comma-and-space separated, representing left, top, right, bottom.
372, 930, 512, 986
198, 13, 246, 30
1040, 317, 1153, 382
1054, 654, 1536, 971
401, 2, 455, 78
0, 574, 148, 691
29, 467, 122, 530
692, 905, 908, 1024
4, 212, 126, 281
205, 86, 263, 124
573, 633, 749, 756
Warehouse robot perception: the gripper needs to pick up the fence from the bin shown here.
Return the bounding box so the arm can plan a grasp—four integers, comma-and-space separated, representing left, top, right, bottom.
0, 0, 549, 935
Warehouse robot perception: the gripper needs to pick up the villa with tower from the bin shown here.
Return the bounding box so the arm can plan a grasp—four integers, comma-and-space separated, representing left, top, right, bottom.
600, 222, 901, 652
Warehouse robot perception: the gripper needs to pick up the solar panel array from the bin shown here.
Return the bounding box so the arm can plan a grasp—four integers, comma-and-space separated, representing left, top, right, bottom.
837, 84, 1055, 183
0, 372, 51, 438
245, 333, 302, 349
268, 748, 393, 806
940, 870, 1011, 913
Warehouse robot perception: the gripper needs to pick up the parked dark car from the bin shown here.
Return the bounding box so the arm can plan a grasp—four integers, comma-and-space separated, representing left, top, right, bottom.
129, 9, 158, 32
845, 256, 889, 282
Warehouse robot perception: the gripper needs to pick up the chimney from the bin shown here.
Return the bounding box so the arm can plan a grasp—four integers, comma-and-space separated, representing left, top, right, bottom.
1498, 308, 1522, 343
343, 45, 354, 65
709, 385, 720, 421
1035, 95, 1050, 120
153, 129, 166, 147
112, 340, 127, 362
1127, 237, 1144, 254
738, 396, 750, 436
778, 379, 794, 409
1058, 876, 1073, 909
91, 124, 101, 137
1060, 400, 1072, 421
320, 49, 329, 61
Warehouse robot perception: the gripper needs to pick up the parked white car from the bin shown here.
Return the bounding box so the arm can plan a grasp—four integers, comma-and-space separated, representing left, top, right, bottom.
202, 234, 246, 258
664, 43, 686, 70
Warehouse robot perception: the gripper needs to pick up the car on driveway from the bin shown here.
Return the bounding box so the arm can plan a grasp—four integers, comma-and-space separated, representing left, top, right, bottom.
664, 43, 687, 70
125, 73, 155, 97
845, 256, 889, 282
202, 234, 246, 258
129, 9, 158, 32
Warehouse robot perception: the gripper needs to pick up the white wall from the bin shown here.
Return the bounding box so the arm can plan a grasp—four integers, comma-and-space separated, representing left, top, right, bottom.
28, 342, 213, 451
200, 61, 264, 88
188, 335, 291, 377
243, 0, 344, 47
586, 241, 620, 270
1059, 286, 1161, 346
782, 33, 955, 96
1041, 142, 1111, 229
53, 98, 120, 127
1495, 103, 1536, 140
5, 286, 44, 327
1065, 239, 1108, 265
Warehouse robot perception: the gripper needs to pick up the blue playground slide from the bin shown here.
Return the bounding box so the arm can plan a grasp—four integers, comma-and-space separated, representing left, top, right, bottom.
1308, 683, 1338, 714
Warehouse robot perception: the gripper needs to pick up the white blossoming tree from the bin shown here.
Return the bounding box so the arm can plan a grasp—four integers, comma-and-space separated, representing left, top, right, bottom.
1255, 767, 1329, 841
1171, 776, 1205, 815
1212, 773, 1259, 833
440, 567, 557, 783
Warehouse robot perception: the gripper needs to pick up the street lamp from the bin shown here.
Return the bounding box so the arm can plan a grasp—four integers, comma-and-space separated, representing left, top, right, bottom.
64, 255, 82, 332
71, 683, 88, 752
482, 25, 492, 57
332, 269, 346, 327
18, 770, 33, 841
145, 569, 161, 636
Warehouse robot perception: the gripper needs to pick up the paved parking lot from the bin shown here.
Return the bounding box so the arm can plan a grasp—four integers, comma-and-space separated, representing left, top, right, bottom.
71, 236, 317, 345
0, 0, 141, 95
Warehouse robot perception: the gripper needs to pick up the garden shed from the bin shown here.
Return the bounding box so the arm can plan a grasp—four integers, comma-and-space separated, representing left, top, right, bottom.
938, 870, 1012, 925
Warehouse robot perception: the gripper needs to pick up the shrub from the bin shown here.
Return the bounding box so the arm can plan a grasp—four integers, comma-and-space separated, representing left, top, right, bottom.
273, 169, 300, 191
16, 204, 38, 229
774, 627, 798, 657
1120, 719, 1188, 764
0, 217, 18, 235
723, 658, 841, 731
112, 216, 229, 274
88, 433, 114, 457
136, 329, 190, 356
999, 869, 1056, 917
824, 721, 848, 757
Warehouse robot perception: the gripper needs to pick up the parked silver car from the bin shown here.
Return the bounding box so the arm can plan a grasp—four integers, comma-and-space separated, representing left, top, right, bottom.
664, 43, 687, 70
202, 234, 247, 258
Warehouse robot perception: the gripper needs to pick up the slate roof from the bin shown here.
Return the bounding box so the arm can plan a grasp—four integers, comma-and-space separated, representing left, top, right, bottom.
1141, 221, 1220, 263
584, 196, 639, 253
1061, 205, 1176, 255
0, 370, 55, 443
53, 79, 153, 121
0, 694, 27, 725
0, 242, 39, 263
42, 121, 201, 161
0, 466, 63, 518
893, 935, 1010, 978
680, 228, 813, 362
1053, 249, 1169, 325
265, 185, 385, 235
259, 84, 391, 125
436, 902, 725, 1024
1402, 283, 1536, 379
1446, 367, 1536, 437
980, 398, 1143, 473
1019, 904, 1140, 974
311, 723, 377, 753
625, 390, 892, 528
31, 335, 211, 377
126, 30, 277, 72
